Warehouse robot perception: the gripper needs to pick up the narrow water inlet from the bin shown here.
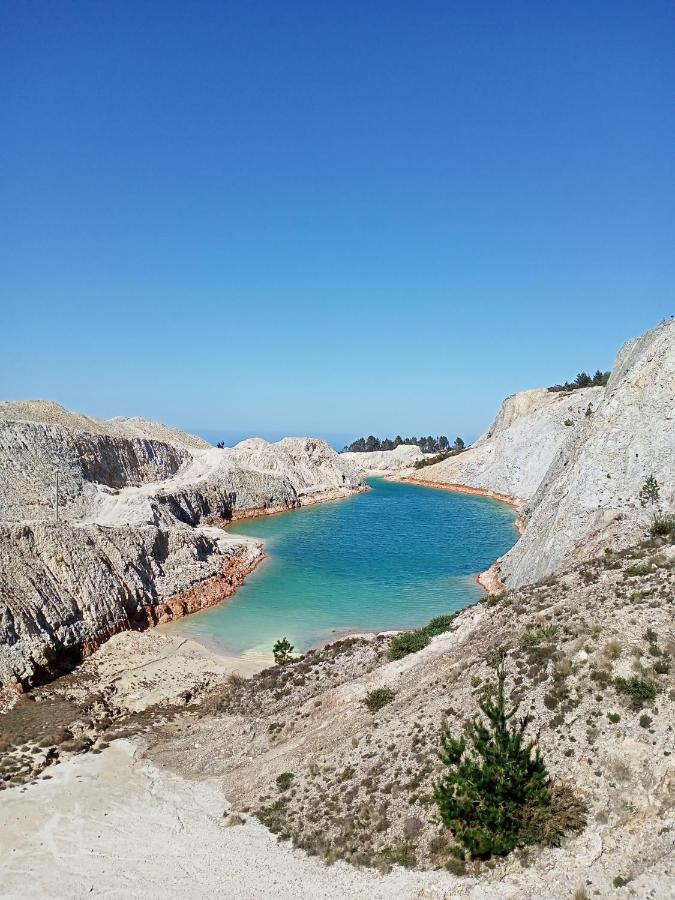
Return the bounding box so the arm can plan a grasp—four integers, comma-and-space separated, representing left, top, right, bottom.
162, 477, 518, 660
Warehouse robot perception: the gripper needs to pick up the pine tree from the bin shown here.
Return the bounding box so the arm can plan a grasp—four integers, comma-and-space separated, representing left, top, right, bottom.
434, 660, 550, 859
272, 637, 295, 665
639, 474, 660, 509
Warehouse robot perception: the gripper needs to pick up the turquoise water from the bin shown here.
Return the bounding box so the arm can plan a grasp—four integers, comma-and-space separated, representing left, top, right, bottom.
167, 477, 517, 658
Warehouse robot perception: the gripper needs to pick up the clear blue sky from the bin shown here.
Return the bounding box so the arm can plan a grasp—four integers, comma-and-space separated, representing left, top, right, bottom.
2, 2, 673, 446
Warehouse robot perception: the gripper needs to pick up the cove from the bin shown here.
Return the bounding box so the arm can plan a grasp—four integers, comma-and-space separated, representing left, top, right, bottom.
166, 477, 518, 659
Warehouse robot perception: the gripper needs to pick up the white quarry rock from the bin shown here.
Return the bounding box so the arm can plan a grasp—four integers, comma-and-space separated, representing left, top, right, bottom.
501, 319, 675, 586
408, 387, 603, 502
341, 443, 427, 474
0, 402, 363, 687
411, 319, 675, 587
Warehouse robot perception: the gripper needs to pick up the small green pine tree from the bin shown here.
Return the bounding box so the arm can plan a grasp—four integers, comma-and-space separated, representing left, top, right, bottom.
639, 474, 660, 509
273, 637, 295, 665
434, 660, 551, 859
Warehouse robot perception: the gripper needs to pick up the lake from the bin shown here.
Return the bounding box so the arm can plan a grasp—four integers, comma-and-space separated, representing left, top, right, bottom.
165, 477, 517, 660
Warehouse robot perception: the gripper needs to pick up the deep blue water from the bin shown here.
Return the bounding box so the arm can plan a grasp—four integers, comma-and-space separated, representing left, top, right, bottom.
166, 477, 517, 659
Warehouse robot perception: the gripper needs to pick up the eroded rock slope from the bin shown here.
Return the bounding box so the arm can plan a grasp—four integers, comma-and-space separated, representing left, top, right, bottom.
0, 402, 362, 688
410, 321, 675, 585
502, 320, 675, 586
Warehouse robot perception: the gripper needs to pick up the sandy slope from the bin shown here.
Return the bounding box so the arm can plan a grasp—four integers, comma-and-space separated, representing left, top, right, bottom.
0, 741, 452, 900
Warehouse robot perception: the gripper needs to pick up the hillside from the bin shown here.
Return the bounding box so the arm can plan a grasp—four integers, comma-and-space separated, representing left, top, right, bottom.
1, 533, 673, 898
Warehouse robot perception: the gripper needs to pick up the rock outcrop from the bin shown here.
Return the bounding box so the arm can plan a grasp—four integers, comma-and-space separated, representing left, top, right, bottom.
341, 443, 427, 474
0, 402, 363, 688
407, 387, 603, 504
410, 320, 675, 587
501, 320, 675, 586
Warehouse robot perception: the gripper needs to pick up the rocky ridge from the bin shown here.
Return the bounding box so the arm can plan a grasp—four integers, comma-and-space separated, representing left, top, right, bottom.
341, 443, 427, 474
406, 320, 674, 587
0, 402, 363, 688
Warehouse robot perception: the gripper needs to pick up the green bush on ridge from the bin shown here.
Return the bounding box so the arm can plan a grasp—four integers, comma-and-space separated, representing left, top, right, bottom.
388, 614, 457, 660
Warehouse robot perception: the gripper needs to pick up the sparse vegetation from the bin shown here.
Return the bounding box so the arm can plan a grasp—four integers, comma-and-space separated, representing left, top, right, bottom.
614, 676, 660, 708
639, 475, 660, 509
650, 515, 675, 538
548, 370, 610, 392
363, 687, 396, 712
388, 614, 457, 660
276, 771, 295, 791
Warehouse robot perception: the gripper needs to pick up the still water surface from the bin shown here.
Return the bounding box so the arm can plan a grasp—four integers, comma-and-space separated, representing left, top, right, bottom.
167, 477, 517, 659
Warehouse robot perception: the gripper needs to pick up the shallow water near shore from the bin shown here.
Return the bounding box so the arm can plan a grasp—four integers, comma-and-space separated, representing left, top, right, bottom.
165, 477, 518, 660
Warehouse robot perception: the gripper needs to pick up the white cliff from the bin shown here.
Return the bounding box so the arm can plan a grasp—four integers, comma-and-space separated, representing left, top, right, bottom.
501, 319, 675, 586
0, 402, 363, 687
408, 320, 674, 587
407, 387, 603, 504
341, 443, 427, 474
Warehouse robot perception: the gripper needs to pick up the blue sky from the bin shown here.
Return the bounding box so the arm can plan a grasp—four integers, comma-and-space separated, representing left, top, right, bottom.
2, 1, 673, 446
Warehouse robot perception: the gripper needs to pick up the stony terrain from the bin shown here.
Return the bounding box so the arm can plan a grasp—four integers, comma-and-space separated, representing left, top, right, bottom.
0, 402, 363, 688
1, 532, 673, 897
1, 321, 674, 898
408, 387, 603, 504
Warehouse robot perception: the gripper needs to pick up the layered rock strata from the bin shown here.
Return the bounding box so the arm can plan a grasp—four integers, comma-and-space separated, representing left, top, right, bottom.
0, 402, 363, 687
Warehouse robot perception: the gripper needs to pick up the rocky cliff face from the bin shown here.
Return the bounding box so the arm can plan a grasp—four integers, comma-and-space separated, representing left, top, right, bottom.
501, 320, 675, 586
341, 443, 427, 474
410, 320, 675, 587
408, 387, 603, 503
0, 402, 363, 688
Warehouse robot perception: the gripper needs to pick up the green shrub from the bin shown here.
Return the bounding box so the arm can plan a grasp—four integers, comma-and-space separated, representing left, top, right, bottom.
375, 842, 417, 869
445, 856, 466, 875
388, 614, 456, 660
623, 563, 651, 578
650, 515, 675, 537
363, 687, 396, 712
520, 625, 558, 649
434, 661, 583, 859
607, 712, 621, 724
639, 714, 653, 729
654, 658, 671, 675
258, 798, 287, 832
614, 676, 660, 708
414, 452, 452, 469
276, 771, 294, 791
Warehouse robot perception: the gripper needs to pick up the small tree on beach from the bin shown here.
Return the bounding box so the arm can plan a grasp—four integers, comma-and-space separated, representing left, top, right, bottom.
273, 637, 295, 666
